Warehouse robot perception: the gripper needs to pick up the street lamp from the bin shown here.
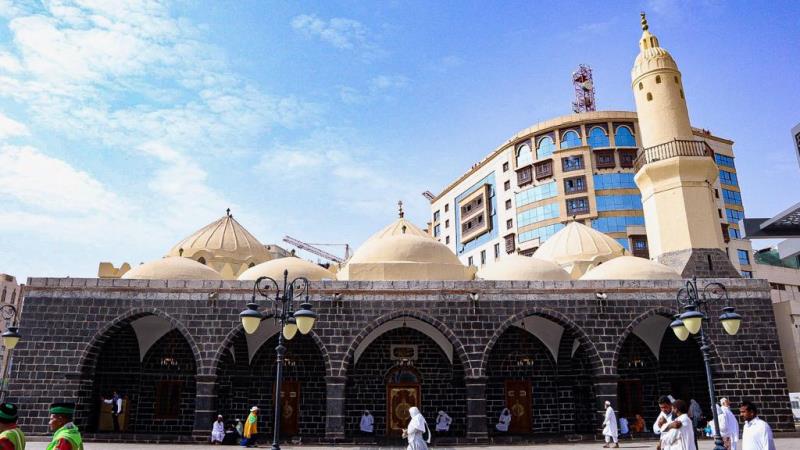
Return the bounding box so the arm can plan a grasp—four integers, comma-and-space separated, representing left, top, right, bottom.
239, 270, 317, 450
669, 277, 742, 450
0, 304, 21, 402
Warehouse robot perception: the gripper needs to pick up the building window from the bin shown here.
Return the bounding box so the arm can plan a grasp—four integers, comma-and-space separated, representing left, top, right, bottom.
771, 282, 786, 291
517, 202, 560, 228
614, 126, 637, 147
722, 189, 742, 205
503, 162, 509, 172
494, 243, 500, 258
433, 224, 441, 237
631, 236, 649, 258
505, 199, 512, 210
506, 219, 513, 229
516, 166, 533, 186
444, 203, 449, 212
566, 197, 590, 216
638, 82, 643, 90
726, 208, 744, 224
564, 176, 586, 194
718, 209, 723, 218
588, 126, 610, 148
596, 195, 643, 211
433, 210, 440, 222
445, 219, 450, 228
536, 136, 555, 159
467, 256, 474, 266
504, 234, 516, 253
594, 173, 636, 190
646, 92, 653, 101
445, 235, 450, 244
714, 154, 736, 168
534, 160, 554, 179
618, 149, 637, 168
594, 150, 616, 169
655, 75, 661, 84
674, 76, 679, 83
480, 250, 486, 265
560, 130, 582, 149
719, 170, 738, 186
729, 227, 741, 239
518, 223, 565, 244
680, 89, 684, 99
741, 270, 753, 278
504, 180, 511, 191
591, 216, 645, 233
737, 249, 750, 266
516, 181, 558, 207
516, 143, 533, 167
562, 155, 584, 172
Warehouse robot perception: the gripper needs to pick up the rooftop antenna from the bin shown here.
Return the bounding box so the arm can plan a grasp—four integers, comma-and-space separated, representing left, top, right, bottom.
398, 200, 404, 218
572, 64, 596, 113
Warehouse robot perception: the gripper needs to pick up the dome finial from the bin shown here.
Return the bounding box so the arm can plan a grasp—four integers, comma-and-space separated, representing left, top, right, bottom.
397, 200, 404, 218
226, 208, 231, 217
640, 11, 648, 31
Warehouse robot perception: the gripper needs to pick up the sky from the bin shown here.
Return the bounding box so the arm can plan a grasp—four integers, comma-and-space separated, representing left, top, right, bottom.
0, 0, 798, 281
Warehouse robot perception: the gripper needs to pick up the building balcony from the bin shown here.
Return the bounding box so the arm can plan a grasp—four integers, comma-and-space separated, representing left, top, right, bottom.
633, 139, 712, 172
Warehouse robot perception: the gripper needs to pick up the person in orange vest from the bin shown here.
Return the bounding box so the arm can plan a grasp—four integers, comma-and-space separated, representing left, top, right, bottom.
0, 403, 25, 450
241, 406, 258, 448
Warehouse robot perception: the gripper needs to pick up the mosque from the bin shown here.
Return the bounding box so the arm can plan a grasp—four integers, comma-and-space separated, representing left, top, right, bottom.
8, 14, 793, 444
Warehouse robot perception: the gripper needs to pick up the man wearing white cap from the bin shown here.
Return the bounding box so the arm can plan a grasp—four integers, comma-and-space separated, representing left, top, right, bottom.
242, 406, 259, 448
602, 400, 619, 448
211, 414, 225, 444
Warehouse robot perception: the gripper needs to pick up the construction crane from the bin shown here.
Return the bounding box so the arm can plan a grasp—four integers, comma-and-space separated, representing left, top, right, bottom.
283, 236, 351, 264
572, 64, 596, 113
422, 191, 436, 201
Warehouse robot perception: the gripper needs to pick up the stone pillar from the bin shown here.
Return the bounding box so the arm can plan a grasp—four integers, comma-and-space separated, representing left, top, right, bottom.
193, 375, 217, 440
464, 376, 488, 442
325, 376, 346, 441
594, 374, 619, 423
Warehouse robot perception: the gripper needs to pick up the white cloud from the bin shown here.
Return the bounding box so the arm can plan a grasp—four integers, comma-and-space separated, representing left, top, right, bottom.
291, 14, 368, 50
370, 74, 408, 91
0, 112, 29, 138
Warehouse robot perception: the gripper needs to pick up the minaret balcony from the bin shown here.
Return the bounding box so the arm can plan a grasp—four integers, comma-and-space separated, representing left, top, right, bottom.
633, 139, 712, 172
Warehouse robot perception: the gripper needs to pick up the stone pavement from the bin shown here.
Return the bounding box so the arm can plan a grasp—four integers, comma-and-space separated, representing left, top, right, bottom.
21, 437, 800, 450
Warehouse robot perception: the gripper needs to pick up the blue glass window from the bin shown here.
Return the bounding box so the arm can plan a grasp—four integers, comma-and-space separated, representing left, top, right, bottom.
722, 189, 742, 205
596, 195, 643, 211
714, 153, 736, 168
560, 130, 582, 149
536, 136, 555, 159
516, 143, 533, 167
719, 170, 738, 186
615, 238, 630, 250
518, 223, 565, 244
737, 249, 750, 266
517, 202, 560, 228
562, 155, 584, 171
433, 210, 440, 222
593, 173, 637, 190
741, 270, 753, 278
516, 181, 558, 207
726, 208, 744, 224
729, 227, 741, 239
614, 126, 636, 147
588, 127, 610, 148
433, 224, 441, 237
591, 216, 645, 233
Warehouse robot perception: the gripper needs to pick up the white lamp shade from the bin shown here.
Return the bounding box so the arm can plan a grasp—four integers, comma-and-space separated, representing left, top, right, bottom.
683, 316, 703, 335
296, 315, 315, 335
721, 317, 741, 336
672, 323, 690, 341
283, 322, 298, 340
2, 334, 20, 350
242, 315, 261, 335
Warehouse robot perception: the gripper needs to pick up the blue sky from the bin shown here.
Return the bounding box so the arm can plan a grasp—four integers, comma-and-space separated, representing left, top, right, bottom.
0, 0, 798, 280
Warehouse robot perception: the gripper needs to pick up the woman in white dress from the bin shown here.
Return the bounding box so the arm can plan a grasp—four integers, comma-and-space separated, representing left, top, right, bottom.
404, 406, 430, 450
496, 408, 511, 432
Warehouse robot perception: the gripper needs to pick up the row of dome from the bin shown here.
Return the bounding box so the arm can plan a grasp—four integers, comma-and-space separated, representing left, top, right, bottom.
122, 212, 680, 282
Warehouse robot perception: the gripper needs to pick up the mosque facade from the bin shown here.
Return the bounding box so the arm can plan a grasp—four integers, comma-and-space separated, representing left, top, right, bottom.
7, 14, 795, 445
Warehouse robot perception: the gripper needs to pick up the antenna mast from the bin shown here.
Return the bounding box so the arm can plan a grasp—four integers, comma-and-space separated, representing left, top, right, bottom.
572, 64, 596, 113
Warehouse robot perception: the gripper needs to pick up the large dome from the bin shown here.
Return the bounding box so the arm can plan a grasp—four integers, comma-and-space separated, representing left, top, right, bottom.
338, 216, 475, 281
580, 255, 681, 281
166, 210, 271, 279
533, 221, 625, 279
477, 254, 570, 281
238, 257, 335, 282
122, 256, 223, 280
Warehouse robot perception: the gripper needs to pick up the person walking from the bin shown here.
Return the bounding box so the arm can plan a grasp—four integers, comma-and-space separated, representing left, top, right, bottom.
403, 407, 429, 450
602, 401, 619, 448
717, 398, 739, 450
740, 401, 775, 450
46, 403, 83, 450
241, 406, 258, 448
0, 403, 25, 450
662, 399, 696, 450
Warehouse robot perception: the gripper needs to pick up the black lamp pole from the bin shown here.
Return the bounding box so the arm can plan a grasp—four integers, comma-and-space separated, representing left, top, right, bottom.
0, 304, 21, 403
239, 270, 316, 450
670, 278, 743, 450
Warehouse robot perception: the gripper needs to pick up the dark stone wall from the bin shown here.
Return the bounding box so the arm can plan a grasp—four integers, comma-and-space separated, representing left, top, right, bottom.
8, 277, 793, 442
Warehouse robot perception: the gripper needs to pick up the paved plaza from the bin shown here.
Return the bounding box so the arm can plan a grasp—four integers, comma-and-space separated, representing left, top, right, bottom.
20, 438, 800, 450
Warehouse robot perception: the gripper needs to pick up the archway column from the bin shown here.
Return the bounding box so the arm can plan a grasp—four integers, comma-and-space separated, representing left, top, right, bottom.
594, 374, 619, 416
192, 374, 217, 439
465, 376, 488, 442
325, 376, 346, 441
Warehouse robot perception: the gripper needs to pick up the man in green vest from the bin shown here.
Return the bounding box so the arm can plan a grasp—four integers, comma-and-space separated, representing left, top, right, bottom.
0, 402, 25, 449
47, 403, 82, 450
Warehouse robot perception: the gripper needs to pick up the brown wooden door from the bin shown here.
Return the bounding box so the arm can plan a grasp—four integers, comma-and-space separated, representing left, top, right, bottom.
618, 379, 643, 418
504, 380, 532, 434
386, 383, 420, 436
276, 380, 300, 436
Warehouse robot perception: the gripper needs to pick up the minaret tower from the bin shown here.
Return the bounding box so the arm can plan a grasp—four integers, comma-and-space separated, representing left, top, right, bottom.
632, 13, 738, 277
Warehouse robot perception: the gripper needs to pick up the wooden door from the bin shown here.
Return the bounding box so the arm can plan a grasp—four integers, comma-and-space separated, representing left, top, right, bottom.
504, 380, 532, 434
276, 380, 300, 436
386, 383, 420, 436
618, 379, 643, 418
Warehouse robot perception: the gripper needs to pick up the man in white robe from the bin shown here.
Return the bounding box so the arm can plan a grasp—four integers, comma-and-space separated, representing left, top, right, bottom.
405, 407, 429, 450
740, 401, 775, 450
211, 415, 225, 444
435, 410, 452, 433
360, 410, 374, 434
602, 401, 619, 448
717, 398, 740, 450
495, 408, 511, 432
663, 400, 696, 450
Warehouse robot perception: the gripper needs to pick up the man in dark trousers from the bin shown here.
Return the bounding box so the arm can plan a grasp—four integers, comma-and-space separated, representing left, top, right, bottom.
102, 392, 122, 432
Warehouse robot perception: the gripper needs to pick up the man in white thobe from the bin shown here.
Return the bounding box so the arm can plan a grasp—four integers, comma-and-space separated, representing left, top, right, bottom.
602, 401, 619, 448
663, 400, 696, 450
211, 415, 225, 444
495, 408, 511, 432
435, 410, 452, 433
718, 398, 740, 450
740, 401, 776, 450
360, 410, 374, 434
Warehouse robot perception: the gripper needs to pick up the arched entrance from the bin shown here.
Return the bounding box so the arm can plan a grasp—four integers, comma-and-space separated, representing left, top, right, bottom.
88, 316, 197, 435
215, 328, 327, 439
345, 324, 467, 440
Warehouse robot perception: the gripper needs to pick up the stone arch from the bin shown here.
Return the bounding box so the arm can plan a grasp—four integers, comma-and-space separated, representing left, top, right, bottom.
480, 307, 603, 378
339, 309, 473, 378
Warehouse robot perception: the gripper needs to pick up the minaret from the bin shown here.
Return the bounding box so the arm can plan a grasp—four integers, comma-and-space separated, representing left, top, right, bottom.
632, 13, 739, 277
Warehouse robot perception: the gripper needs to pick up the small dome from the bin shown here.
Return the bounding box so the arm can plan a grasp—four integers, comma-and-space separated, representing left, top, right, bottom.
238, 257, 334, 282
122, 256, 223, 280
533, 221, 625, 279
477, 254, 570, 281
580, 256, 681, 280
338, 216, 474, 281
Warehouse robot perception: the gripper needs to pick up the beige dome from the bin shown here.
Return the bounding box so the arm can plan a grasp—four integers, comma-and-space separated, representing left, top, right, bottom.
533, 221, 625, 279
238, 257, 335, 282
580, 255, 681, 280
338, 216, 475, 281
167, 210, 271, 279
477, 254, 570, 281
122, 256, 223, 280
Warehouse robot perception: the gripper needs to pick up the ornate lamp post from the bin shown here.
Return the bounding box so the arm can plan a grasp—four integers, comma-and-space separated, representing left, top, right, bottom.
0, 304, 21, 402
669, 278, 742, 450
239, 270, 317, 450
